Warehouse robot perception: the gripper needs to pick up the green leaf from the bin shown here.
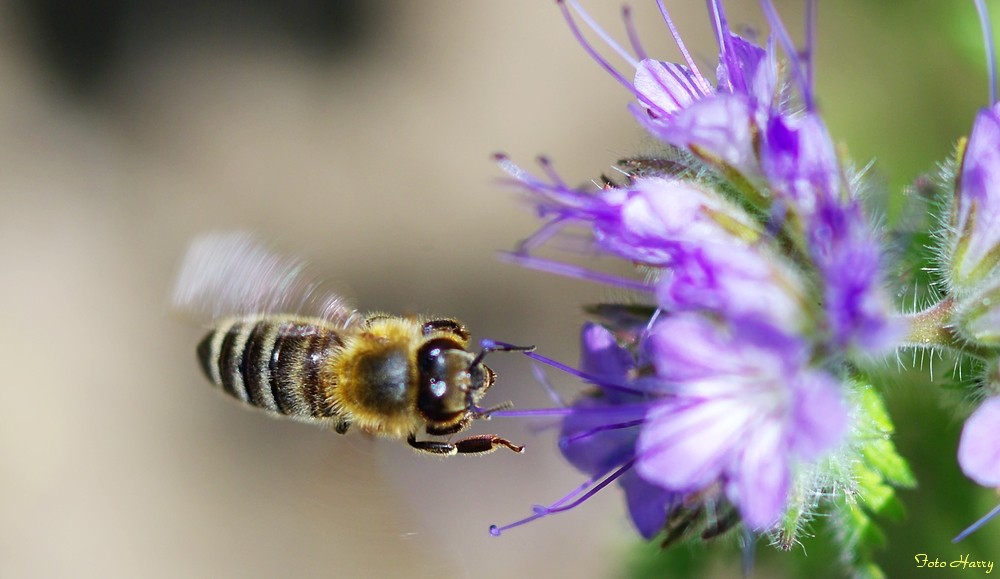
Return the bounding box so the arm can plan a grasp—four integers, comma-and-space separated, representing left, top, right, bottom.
819, 379, 915, 577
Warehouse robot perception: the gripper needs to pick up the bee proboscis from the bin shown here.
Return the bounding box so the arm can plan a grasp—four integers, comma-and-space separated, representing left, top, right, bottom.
171, 232, 531, 456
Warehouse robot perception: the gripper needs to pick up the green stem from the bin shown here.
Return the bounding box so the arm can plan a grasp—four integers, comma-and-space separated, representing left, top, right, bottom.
899, 296, 997, 359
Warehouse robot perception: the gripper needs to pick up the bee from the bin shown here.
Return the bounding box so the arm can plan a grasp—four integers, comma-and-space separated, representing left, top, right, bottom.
171, 232, 532, 456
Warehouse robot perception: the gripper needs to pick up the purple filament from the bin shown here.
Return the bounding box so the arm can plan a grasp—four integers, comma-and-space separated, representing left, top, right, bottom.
953, 503, 1000, 543
489, 459, 636, 536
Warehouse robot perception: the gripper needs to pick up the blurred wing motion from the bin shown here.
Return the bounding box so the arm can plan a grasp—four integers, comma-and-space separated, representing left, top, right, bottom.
170, 231, 360, 329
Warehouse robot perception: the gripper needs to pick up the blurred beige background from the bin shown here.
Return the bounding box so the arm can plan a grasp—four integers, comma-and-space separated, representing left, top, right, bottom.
0, 1, 989, 578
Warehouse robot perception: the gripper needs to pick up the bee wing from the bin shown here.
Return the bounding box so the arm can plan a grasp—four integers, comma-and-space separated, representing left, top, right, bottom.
170, 232, 361, 329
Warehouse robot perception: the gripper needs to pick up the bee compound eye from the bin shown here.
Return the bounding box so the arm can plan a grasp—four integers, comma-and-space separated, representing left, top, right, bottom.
416, 338, 469, 422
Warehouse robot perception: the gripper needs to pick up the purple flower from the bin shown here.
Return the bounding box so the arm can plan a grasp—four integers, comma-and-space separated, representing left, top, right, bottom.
636, 314, 847, 529
493, 0, 898, 543
625, 3, 778, 177
490, 322, 684, 539
809, 197, 899, 351
499, 158, 764, 266
760, 113, 838, 215
636, 92, 759, 178
951, 103, 1000, 291
501, 161, 811, 332
760, 112, 898, 352
958, 396, 1000, 487
595, 176, 757, 265
549, 0, 897, 354
558, 323, 679, 539
656, 241, 808, 333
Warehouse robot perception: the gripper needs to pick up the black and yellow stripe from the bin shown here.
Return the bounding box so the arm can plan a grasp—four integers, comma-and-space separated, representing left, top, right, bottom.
197, 316, 345, 420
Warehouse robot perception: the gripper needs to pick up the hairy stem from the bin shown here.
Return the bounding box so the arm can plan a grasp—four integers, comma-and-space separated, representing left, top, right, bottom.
899, 296, 996, 359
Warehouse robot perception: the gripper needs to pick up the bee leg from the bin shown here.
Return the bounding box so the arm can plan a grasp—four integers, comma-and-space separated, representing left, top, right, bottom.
407, 435, 458, 456
406, 434, 524, 456
452, 434, 524, 455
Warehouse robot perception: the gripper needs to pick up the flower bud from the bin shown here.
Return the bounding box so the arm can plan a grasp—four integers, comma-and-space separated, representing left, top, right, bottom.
954, 284, 1000, 345
949, 103, 1000, 292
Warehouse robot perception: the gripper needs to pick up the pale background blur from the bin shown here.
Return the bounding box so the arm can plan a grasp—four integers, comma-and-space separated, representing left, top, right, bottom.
0, 1, 992, 578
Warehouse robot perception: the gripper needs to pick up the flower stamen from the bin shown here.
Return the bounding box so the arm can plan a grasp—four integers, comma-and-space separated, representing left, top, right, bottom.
974, 0, 998, 105
953, 503, 1000, 543
524, 349, 655, 396
566, 0, 640, 68
489, 459, 636, 536
557, 0, 637, 93
559, 419, 645, 447
759, 0, 814, 111
622, 5, 649, 61
499, 252, 655, 293
655, 0, 712, 94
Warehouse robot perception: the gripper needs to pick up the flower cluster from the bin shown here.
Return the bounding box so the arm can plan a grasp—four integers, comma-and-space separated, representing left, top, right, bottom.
489, 0, 1000, 570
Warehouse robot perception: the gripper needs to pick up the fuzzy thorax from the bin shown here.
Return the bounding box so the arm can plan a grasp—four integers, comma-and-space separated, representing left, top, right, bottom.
329, 317, 428, 438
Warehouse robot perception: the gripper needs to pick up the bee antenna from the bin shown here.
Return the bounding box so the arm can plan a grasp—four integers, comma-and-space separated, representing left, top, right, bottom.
469, 339, 536, 370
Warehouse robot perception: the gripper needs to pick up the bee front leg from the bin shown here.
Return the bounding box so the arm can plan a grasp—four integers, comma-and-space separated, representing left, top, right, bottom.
406, 434, 524, 456
426, 417, 470, 437
407, 434, 458, 456
453, 434, 525, 455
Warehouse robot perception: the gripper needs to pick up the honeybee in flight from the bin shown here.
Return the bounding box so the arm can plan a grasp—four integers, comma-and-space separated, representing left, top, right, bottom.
171, 232, 532, 456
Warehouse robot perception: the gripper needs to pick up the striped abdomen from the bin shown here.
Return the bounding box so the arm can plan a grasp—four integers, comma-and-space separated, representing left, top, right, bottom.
197, 316, 346, 422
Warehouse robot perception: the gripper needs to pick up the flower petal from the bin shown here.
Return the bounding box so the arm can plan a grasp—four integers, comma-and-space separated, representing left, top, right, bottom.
716, 32, 777, 106
727, 423, 789, 530
634, 59, 707, 118
634, 94, 757, 177
810, 198, 899, 352
593, 176, 756, 266
579, 322, 632, 379
656, 241, 806, 332
760, 113, 839, 214
788, 370, 847, 460
636, 396, 749, 490
958, 396, 1000, 487
620, 469, 677, 540
560, 397, 645, 475
953, 103, 1000, 289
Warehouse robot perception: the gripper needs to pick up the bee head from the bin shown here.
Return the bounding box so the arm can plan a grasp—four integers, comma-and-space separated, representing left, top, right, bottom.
415, 338, 487, 423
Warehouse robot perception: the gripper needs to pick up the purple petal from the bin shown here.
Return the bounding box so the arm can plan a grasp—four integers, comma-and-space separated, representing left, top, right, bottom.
594, 176, 754, 265
958, 397, 1000, 487
788, 370, 847, 459
579, 322, 632, 379
645, 314, 734, 382
619, 469, 677, 539
727, 423, 789, 530
647, 313, 802, 386
633, 59, 707, 118
809, 199, 898, 352
716, 32, 777, 106
656, 241, 806, 332
636, 397, 749, 490
954, 103, 1000, 288
634, 94, 757, 177
617, 178, 729, 245
760, 113, 839, 214
560, 398, 645, 476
